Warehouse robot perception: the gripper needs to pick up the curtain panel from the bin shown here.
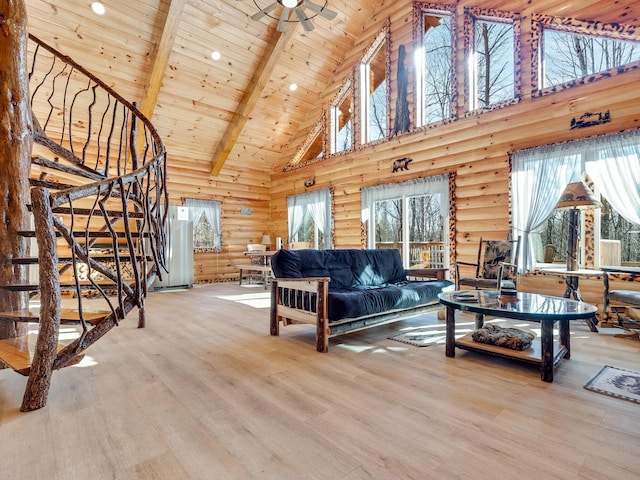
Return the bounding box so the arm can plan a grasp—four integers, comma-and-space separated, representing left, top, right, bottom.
512, 129, 640, 272
185, 198, 222, 250
287, 188, 333, 248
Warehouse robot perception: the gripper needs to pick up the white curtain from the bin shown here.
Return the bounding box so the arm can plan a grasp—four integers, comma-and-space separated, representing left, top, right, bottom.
586, 130, 640, 225
287, 188, 332, 248
185, 198, 221, 250
306, 188, 332, 247
512, 145, 582, 272
513, 129, 640, 272
361, 174, 449, 223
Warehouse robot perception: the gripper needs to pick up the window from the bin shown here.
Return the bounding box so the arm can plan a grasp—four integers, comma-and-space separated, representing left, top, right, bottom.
185, 199, 221, 250
330, 81, 353, 154
287, 118, 325, 169
542, 29, 640, 89
361, 175, 449, 268
360, 30, 388, 144
531, 14, 640, 93
467, 11, 518, 111
287, 188, 332, 249
512, 130, 640, 271
415, 6, 455, 127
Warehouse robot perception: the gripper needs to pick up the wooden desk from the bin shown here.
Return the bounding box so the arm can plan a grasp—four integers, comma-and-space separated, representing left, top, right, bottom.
244, 251, 275, 266
406, 268, 448, 280
238, 265, 273, 289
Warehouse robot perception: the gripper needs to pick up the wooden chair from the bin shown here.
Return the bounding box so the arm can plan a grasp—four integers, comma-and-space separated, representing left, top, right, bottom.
602, 267, 640, 338
455, 237, 520, 290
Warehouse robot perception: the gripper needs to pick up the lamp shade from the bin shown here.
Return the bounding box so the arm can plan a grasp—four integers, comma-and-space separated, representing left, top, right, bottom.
261, 234, 272, 245
556, 182, 601, 210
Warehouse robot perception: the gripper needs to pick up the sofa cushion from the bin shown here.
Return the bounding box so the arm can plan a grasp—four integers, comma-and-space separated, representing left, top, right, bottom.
271, 249, 407, 289
327, 280, 453, 321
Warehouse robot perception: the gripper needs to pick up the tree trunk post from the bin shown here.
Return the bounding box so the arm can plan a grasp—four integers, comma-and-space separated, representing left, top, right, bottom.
21, 187, 60, 411
0, 0, 32, 343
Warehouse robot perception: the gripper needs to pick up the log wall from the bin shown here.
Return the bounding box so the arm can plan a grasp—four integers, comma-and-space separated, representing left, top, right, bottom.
186, 0, 640, 292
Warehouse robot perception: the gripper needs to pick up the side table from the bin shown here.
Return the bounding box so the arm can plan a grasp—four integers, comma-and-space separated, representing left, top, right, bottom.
540, 267, 602, 332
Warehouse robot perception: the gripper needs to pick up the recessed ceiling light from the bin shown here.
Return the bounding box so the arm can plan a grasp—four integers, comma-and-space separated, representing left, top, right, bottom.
91, 2, 106, 15
289, 83, 298, 91
211, 51, 221, 61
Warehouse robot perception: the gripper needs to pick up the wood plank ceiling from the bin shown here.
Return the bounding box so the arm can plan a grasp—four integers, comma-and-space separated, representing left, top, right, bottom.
23, 0, 640, 183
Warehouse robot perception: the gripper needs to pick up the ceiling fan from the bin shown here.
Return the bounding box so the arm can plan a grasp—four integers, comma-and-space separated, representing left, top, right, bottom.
249, 1, 338, 32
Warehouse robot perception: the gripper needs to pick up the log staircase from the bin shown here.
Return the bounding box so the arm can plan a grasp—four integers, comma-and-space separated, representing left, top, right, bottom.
0, 35, 169, 411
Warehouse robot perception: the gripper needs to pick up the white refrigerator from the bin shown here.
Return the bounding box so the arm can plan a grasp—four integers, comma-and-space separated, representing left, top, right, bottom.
153, 205, 193, 290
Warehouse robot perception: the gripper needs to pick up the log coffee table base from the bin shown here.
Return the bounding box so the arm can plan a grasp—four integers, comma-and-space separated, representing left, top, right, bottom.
439, 291, 597, 382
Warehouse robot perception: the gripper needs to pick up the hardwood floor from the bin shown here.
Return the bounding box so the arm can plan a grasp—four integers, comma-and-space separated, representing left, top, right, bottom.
1, 283, 639, 479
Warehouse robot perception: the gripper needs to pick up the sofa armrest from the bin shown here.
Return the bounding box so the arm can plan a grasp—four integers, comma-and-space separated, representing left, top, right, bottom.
270, 277, 331, 352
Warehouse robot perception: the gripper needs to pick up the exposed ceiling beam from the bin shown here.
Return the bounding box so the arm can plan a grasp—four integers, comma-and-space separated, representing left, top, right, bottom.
139, 0, 186, 122
210, 26, 296, 176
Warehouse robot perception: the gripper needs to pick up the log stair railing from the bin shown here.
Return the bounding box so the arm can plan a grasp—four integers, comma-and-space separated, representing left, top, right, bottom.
0, 34, 169, 411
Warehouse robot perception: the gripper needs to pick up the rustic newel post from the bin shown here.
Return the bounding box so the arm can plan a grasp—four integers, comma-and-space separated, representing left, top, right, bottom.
0, 0, 31, 343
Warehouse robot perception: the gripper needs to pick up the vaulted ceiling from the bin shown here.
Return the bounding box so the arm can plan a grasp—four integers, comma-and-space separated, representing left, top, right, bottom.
24, 0, 640, 180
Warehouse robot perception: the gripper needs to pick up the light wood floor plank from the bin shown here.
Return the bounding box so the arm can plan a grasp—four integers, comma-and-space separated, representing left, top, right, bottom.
0, 283, 639, 479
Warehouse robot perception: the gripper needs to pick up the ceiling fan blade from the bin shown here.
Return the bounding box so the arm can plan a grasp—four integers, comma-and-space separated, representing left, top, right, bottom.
294, 6, 314, 31
303, 1, 338, 21
251, 2, 279, 21
277, 7, 291, 32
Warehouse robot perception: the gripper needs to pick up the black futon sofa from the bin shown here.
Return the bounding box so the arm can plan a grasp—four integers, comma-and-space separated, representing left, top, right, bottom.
270, 248, 454, 352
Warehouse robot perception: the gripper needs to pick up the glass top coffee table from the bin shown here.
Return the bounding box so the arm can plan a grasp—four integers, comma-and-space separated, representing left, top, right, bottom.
438, 290, 598, 382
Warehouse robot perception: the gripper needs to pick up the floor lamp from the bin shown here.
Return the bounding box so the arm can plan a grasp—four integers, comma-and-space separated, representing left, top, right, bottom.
555, 182, 601, 272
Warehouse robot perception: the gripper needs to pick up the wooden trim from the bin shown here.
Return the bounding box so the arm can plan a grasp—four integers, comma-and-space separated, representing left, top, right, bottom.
210, 27, 297, 176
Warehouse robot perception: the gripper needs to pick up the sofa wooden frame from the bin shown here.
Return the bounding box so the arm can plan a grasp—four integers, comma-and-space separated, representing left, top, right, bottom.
269, 277, 447, 352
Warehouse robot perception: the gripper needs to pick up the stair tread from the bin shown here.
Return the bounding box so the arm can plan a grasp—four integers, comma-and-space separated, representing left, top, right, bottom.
17, 230, 150, 238
12, 255, 152, 265
0, 334, 66, 375
0, 308, 110, 325
0, 281, 119, 292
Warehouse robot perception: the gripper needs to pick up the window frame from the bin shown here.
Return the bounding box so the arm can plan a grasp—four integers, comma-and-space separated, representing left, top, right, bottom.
531, 13, 640, 96
361, 175, 450, 268
413, 3, 457, 129
464, 8, 521, 114
185, 198, 222, 252
359, 25, 390, 146
330, 79, 355, 155
287, 188, 333, 249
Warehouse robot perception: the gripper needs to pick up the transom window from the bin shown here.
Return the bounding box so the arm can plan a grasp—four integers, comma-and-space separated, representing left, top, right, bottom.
542, 29, 640, 89
415, 6, 455, 127
330, 81, 353, 155
359, 30, 388, 144
466, 11, 518, 111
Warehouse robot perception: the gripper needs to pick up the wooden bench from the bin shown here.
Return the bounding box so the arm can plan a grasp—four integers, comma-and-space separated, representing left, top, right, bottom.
238, 265, 273, 289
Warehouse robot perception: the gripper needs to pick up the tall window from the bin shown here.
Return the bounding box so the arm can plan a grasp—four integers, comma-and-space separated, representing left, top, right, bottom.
542, 29, 640, 88
415, 7, 455, 126
330, 81, 353, 154
360, 30, 388, 144
512, 130, 640, 271
361, 175, 449, 268
185, 198, 221, 250
287, 188, 332, 249
467, 13, 517, 110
